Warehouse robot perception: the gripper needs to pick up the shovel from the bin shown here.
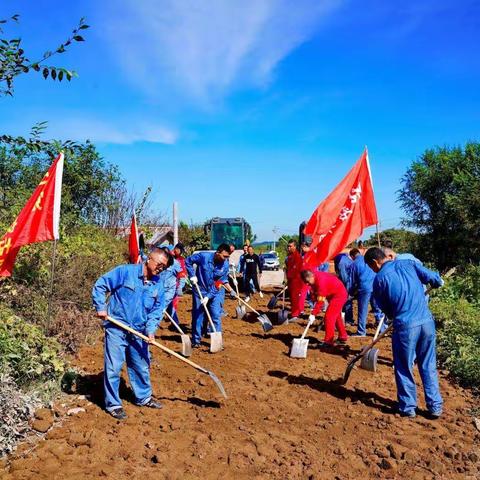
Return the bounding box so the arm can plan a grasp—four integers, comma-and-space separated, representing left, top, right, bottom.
229, 274, 246, 319
163, 310, 192, 357
222, 285, 273, 332
267, 285, 287, 310
106, 316, 227, 399
277, 287, 289, 325
342, 324, 393, 384
192, 282, 223, 353
290, 316, 315, 358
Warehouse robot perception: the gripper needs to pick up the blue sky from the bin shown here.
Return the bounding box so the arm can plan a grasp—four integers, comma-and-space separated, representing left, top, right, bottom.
1, 0, 479, 241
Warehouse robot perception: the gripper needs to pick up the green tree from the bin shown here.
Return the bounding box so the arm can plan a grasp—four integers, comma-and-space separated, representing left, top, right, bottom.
0, 128, 123, 231
398, 142, 480, 269
178, 221, 210, 254
364, 228, 420, 255
0, 14, 89, 96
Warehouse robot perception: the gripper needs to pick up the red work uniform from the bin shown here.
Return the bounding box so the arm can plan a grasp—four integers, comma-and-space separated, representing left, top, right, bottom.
172, 253, 187, 310
309, 270, 348, 344
285, 250, 305, 316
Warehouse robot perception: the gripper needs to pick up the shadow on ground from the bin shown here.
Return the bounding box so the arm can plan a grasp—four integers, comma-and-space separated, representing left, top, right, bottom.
268, 369, 397, 414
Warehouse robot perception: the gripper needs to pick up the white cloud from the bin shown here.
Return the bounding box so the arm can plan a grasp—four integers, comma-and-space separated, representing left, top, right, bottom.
102, 0, 342, 104
44, 117, 179, 145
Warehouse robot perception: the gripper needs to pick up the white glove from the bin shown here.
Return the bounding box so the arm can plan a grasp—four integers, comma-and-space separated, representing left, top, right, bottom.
440, 278, 445, 287
308, 314, 316, 323
190, 276, 198, 284
201, 297, 209, 306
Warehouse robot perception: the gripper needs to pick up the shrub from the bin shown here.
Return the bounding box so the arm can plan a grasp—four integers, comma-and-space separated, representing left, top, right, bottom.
0, 306, 65, 388
432, 264, 480, 308
431, 297, 480, 389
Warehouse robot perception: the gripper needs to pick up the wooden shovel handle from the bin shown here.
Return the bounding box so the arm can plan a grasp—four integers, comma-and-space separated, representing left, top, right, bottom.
222, 284, 261, 315
192, 282, 217, 333
163, 309, 186, 335
106, 316, 209, 374
299, 317, 315, 341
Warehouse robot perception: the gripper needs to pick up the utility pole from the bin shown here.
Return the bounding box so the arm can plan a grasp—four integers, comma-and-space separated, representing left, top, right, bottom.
272, 226, 279, 253
173, 202, 179, 245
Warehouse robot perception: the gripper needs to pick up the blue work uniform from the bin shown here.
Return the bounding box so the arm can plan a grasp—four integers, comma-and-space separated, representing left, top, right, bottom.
185, 252, 229, 346
396, 253, 422, 263
349, 255, 383, 335
317, 262, 330, 273
334, 253, 354, 324
92, 263, 165, 412
372, 259, 443, 415
159, 260, 182, 326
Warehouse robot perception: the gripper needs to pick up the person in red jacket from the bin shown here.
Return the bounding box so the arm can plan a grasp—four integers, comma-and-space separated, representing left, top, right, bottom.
166, 243, 187, 326
300, 268, 349, 347
284, 239, 304, 320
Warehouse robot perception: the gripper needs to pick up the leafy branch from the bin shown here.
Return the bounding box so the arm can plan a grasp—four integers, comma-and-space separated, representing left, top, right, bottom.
0, 15, 89, 96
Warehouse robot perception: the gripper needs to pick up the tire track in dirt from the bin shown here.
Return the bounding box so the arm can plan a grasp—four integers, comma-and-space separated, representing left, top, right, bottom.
1, 290, 479, 479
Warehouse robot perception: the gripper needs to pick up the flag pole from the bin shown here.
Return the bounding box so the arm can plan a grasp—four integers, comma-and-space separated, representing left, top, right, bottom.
46, 239, 58, 334
364, 145, 381, 248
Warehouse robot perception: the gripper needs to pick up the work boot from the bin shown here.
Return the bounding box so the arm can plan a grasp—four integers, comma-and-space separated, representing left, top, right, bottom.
336, 338, 348, 345
428, 409, 442, 419
143, 398, 163, 409
399, 410, 416, 418
109, 408, 127, 420
318, 341, 335, 349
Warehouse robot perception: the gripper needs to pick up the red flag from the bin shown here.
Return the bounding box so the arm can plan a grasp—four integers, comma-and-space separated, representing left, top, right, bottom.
304, 148, 378, 265
0, 153, 64, 277
129, 213, 141, 264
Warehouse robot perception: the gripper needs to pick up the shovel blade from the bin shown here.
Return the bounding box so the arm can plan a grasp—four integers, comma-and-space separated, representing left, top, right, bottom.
277, 309, 289, 325
267, 296, 278, 309
207, 370, 228, 399
258, 314, 273, 332
236, 306, 246, 319
209, 332, 223, 353
290, 338, 309, 358
180, 334, 192, 357
360, 347, 379, 372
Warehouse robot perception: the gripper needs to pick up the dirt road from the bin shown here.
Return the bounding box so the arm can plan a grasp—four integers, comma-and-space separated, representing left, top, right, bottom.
2, 289, 479, 479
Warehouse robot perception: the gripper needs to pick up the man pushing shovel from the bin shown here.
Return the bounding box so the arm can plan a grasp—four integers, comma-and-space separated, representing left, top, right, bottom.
185, 243, 231, 349
92, 247, 171, 420
364, 247, 444, 418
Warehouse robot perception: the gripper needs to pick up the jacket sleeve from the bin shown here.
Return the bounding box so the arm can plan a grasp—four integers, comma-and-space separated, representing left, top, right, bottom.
413, 262, 443, 288
163, 272, 178, 306
238, 255, 245, 273
312, 296, 325, 315
145, 287, 166, 335
371, 278, 387, 314
185, 252, 201, 278
92, 266, 124, 312
256, 255, 263, 273
348, 263, 358, 295
206, 263, 229, 299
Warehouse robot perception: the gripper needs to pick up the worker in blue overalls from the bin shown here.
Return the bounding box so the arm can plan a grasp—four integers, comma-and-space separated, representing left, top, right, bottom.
364, 247, 444, 418
349, 248, 384, 336
92, 247, 172, 420
185, 243, 231, 348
